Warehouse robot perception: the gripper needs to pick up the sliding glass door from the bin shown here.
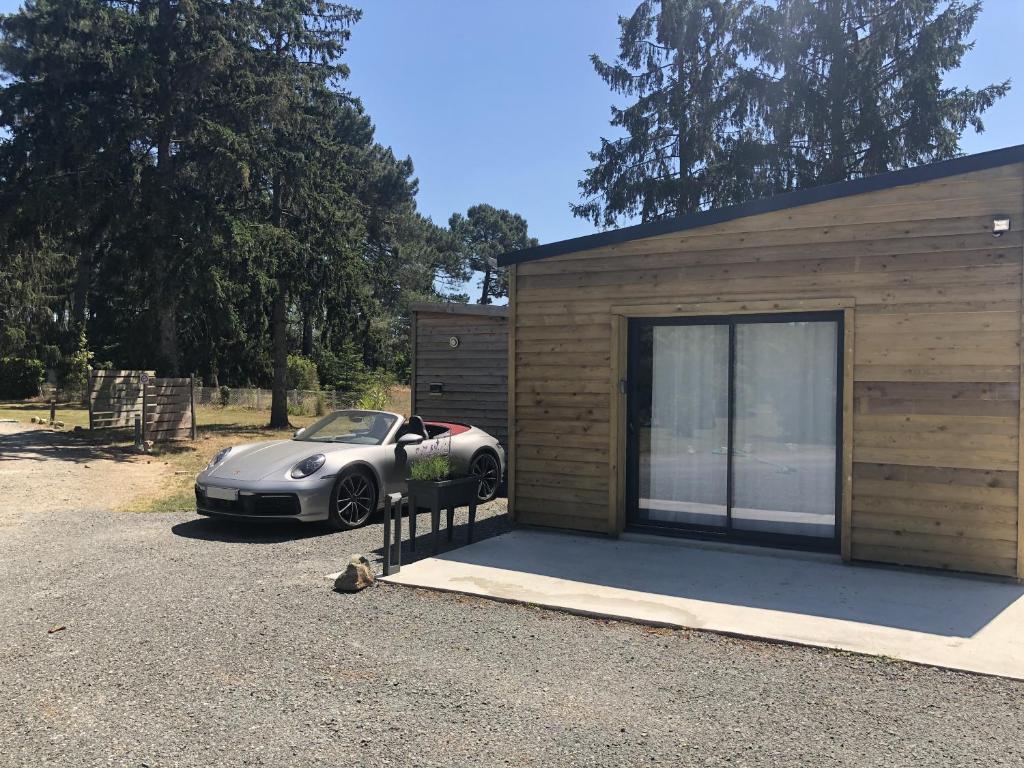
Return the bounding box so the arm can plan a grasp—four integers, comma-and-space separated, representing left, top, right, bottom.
627, 313, 842, 549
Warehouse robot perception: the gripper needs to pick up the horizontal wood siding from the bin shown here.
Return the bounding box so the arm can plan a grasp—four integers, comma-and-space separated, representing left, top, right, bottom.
412, 310, 508, 448
511, 163, 1024, 576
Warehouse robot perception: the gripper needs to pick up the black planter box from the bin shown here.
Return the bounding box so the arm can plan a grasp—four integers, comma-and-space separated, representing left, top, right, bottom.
406, 475, 478, 510
405, 475, 481, 553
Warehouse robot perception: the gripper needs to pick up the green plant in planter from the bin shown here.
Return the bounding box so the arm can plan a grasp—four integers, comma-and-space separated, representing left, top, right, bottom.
409, 453, 453, 482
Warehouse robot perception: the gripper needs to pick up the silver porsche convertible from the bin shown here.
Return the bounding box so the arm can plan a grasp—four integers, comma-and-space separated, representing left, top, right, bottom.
194, 410, 505, 529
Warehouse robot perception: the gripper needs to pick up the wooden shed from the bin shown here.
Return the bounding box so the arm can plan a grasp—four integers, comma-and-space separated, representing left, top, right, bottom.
499, 144, 1024, 579
410, 302, 508, 449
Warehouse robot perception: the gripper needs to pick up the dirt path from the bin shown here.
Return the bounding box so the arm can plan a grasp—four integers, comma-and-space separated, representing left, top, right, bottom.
0, 422, 168, 526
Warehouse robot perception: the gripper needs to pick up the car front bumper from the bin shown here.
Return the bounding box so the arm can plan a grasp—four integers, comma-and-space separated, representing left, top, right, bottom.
194, 475, 335, 522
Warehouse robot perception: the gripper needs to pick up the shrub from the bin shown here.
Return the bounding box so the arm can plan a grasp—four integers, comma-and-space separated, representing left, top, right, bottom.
356, 371, 393, 411
286, 354, 319, 391
61, 330, 94, 395
408, 453, 452, 482
0, 357, 45, 399
313, 343, 369, 394
219, 385, 231, 407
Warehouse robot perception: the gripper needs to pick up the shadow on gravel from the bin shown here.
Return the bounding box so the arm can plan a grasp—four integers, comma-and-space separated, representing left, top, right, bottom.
170, 505, 513, 555
369, 510, 514, 566
171, 517, 336, 544
0, 427, 137, 464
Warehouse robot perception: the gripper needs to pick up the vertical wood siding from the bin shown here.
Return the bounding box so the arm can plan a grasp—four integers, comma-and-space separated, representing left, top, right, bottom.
511, 163, 1024, 576
412, 309, 509, 448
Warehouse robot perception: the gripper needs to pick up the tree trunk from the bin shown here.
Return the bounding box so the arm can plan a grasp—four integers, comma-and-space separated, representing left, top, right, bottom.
269, 166, 290, 428
479, 264, 492, 305
158, 305, 179, 374
269, 278, 290, 428
825, 0, 849, 184
72, 247, 92, 331
301, 309, 313, 356
154, 0, 180, 374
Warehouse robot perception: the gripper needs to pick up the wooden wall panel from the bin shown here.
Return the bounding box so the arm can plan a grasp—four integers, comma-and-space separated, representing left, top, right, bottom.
411, 308, 508, 449
510, 163, 1024, 576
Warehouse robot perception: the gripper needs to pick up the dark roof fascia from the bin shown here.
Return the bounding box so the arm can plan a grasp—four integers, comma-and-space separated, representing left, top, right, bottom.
409, 301, 508, 318
498, 143, 1024, 267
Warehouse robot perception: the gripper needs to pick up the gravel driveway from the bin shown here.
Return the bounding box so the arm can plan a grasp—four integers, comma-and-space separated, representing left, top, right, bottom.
1, 445, 1023, 766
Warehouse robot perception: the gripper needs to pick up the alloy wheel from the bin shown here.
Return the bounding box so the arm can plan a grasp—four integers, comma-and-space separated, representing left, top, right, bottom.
336, 473, 374, 526
470, 453, 500, 502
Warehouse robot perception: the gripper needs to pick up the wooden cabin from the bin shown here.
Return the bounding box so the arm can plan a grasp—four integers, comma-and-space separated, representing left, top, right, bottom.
410, 302, 508, 449
499, 145, 1024, 579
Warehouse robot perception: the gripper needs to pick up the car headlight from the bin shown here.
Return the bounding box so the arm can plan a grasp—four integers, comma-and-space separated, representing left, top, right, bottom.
291, 454, 326, 479
206, 447, 232, 470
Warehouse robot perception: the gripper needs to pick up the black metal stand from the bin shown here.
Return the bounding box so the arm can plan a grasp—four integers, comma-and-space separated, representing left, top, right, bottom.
400, 492, 478, 556
382, 492, 403, 576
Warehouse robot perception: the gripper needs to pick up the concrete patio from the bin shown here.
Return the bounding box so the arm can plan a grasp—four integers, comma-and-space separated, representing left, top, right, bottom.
381, 529, 1024, 680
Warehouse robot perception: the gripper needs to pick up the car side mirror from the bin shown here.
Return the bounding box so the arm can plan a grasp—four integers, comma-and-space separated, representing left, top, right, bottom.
397, 433, 423, 447
293, 427, 305, 438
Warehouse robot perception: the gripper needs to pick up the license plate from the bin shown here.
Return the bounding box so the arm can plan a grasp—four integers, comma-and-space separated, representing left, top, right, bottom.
206, 486, 238, 501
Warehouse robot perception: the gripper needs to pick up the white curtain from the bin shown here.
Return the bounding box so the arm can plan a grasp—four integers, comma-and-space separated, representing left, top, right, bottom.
732, 321, 838, 538
643, 325, 729, 526
638, 320, 838, 539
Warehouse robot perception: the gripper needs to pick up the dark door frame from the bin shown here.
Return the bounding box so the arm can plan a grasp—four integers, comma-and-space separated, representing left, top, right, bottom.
625, 310, 845, 552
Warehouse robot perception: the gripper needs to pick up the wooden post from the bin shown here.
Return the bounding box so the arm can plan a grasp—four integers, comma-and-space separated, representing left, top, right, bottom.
506, 264, 517, 522
87, 371, 94, 431
410, 308, 418, 416
189, 374, 197, 440
49, 398, 55, 427
1018, 189, 1024, 581
141, 374, 148, 448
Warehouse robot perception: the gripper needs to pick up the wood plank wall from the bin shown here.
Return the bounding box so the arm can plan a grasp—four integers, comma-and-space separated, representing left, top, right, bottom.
88, 370, 152, 429
89, 371, 195, 442
412, 308, 509, 448
511, 163, 1024, 577
146, 377, 196, 442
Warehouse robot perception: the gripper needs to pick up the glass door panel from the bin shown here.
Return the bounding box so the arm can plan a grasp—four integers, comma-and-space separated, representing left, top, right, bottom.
732, 321, 838, 539
628, 313, 841, 549
633, 323, 729, 528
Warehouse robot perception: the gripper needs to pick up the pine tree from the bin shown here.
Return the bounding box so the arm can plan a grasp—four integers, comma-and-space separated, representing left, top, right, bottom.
745, 0, 1010, 188
576, 0, 1010, 225
572, 0, 764, 228
448, 204, 538, 304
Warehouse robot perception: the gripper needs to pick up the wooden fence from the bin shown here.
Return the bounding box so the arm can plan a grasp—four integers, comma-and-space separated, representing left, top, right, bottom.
88, 370, 196, 443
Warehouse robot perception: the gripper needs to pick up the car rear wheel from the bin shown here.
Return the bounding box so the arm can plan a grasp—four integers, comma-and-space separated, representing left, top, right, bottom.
470, 451, 501, 503
328, 469, 377, 530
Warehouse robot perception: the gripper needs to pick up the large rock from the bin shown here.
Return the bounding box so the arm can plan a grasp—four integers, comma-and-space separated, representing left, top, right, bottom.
333, 554, 375, 592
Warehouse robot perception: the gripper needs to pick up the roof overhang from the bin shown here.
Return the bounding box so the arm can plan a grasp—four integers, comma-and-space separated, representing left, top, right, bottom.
498, 143, 1024, 267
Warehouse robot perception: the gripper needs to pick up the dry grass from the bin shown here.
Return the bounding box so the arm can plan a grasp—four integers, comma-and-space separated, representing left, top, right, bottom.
0, 401, 91, 430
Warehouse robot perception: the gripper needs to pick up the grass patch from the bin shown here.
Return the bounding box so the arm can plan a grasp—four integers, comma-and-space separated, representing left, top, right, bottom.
0, 400, 90, 429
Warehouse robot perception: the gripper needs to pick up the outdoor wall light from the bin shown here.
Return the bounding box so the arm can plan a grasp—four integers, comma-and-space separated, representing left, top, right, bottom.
993, 216, 1011, 236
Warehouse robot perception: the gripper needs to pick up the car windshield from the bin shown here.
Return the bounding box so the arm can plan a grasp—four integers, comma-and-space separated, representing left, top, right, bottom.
294, 410, 398, 445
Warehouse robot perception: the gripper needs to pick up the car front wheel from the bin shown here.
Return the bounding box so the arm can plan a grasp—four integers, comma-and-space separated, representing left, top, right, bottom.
470, 451, 501, 503
328, 469, 377, 530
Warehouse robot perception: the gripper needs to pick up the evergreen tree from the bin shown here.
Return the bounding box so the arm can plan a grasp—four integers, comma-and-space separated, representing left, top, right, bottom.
745, 0, 1010, 188
576, 0, 1010, 225
448, 204, 537, 304
572, 0, 763, 227
0, 0, 464, 405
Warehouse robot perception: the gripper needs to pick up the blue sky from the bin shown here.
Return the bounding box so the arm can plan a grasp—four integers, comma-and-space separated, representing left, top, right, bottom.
0, 0, 1020, 291
343, 0, 1024, 248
